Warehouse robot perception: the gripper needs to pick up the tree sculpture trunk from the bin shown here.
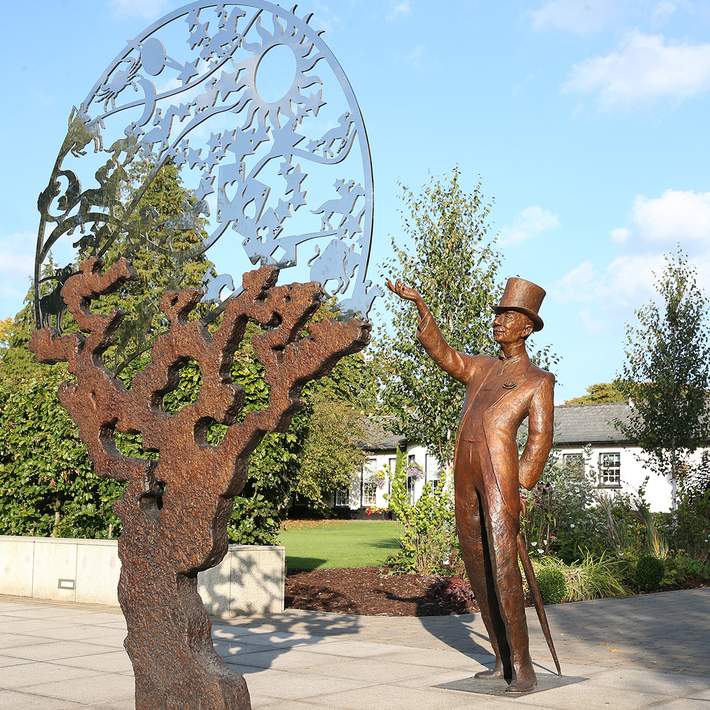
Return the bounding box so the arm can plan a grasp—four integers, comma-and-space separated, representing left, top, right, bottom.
30, 257, 369, 709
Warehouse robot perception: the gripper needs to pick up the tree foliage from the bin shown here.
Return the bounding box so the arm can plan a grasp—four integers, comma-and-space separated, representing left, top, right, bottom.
616, 248, 710, 483
0, 366, 123, 538
294, 393, 366, 508
566, 382, 626, 406
374, 169, 502, 467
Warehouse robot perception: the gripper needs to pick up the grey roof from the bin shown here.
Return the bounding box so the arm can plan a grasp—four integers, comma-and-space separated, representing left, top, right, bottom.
553, 403, 632, 445
359, 403, 634, 451
357, 417, 406, 451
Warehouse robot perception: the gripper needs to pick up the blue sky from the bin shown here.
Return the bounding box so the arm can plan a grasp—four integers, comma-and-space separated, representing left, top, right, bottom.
3, 0, 710, 402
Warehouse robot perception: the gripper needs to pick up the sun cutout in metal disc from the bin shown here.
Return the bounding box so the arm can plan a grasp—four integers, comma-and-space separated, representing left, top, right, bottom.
33, 0, 379, 336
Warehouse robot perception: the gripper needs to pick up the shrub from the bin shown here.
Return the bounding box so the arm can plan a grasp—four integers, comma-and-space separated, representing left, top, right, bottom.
386, 450, 456, 576
669, 554, 710, 584
522, 450, 613, 563
537, 567, 567, 604
568, 551, 628, 600
531, 552, 627, 602
431, 576, 477, 614
635, 555, 665, 591
668, 481, 710, 561
660, 553, 709, 586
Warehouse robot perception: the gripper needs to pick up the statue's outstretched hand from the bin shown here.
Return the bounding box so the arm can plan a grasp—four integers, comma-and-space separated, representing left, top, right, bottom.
386, 279, 421, 303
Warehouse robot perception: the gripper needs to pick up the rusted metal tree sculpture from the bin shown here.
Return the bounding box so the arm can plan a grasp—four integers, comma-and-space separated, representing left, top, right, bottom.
30, 256, 369, 709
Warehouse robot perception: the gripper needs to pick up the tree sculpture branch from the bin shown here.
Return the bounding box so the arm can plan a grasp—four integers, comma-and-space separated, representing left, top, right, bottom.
30, 256, 370, 710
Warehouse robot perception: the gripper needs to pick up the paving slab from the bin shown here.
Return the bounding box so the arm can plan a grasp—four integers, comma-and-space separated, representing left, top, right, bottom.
0, 588, 707, 709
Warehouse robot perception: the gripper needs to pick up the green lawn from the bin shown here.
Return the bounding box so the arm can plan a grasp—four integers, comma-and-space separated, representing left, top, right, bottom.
279, 520, 403, 571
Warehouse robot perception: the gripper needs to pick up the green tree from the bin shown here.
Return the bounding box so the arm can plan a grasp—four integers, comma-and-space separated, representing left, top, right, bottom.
616, 248, 710, 485
374, 169, 502, 467
566, 382, 626, 406
95, 158, 212, 375
294, 393, 366, 508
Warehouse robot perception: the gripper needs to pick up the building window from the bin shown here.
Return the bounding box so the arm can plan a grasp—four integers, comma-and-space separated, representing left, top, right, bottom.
335, 489, 350, 507
425, 454, 440, 482
406, 475, 416, 503
562, 452, 584, 471
598, 452, 621, 488
363, 482, 377, 506
388, 457, 396, 493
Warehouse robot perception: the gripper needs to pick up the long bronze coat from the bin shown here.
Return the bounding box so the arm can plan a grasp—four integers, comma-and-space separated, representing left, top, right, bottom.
417, 310, 554, 506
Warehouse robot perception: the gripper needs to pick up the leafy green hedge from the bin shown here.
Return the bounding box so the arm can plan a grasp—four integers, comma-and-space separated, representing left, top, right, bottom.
0, 366, 123, 538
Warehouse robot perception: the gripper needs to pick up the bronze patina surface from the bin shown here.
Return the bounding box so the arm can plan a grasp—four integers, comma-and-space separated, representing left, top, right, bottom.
31, 257, 369, 709
387, 276, 557, 693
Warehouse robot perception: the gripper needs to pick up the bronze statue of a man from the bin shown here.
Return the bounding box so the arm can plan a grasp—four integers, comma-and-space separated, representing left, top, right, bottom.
387, 276, 555, 693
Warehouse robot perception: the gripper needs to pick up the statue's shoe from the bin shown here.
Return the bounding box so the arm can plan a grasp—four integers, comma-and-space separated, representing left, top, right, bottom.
505, 676, 537, 693
474, 667, 505, 679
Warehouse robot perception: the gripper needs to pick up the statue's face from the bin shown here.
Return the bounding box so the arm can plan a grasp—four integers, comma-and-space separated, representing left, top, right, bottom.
493, 310, 533, 345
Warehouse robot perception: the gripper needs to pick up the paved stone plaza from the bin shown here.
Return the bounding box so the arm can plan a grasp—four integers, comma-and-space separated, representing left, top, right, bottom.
0, 589, 708, 709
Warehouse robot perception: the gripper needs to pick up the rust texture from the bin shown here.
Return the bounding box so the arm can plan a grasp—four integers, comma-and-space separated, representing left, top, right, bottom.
387, 276, 558, 694
30, 257, 370, 709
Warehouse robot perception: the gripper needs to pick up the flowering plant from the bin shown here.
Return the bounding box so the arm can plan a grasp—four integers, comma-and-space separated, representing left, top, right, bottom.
406, 461, 424, 480
370, 468, 387, 485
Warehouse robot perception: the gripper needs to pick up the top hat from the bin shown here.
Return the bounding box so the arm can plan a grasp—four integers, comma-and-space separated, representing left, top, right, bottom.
494, 277, 546, 332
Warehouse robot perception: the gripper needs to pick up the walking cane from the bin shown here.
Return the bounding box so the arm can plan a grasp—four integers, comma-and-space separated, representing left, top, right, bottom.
517, 492, 562, 676
517, 533, 562, 676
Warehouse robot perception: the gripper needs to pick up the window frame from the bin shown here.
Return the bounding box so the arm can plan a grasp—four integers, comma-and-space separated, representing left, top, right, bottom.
425, 453, 440, 482
598, 451, 621, 489
562, 452, 584, 471
362, 481, 377, 506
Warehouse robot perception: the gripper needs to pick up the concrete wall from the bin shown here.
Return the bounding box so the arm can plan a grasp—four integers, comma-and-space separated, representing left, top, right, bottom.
0, 537, 284, 617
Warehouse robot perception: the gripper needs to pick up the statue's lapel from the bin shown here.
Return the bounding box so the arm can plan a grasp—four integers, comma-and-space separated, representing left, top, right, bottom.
485, 359, 532, 411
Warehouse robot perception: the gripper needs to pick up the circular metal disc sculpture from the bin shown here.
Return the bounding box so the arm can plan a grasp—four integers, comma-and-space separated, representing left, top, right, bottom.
34, 0, 379, 332
29, 4, 376, 708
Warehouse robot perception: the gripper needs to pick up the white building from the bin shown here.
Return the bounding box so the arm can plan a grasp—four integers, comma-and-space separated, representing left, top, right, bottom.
334, 403, 675, 515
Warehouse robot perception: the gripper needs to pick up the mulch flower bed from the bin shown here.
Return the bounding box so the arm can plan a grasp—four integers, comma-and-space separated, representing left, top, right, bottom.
285, 566, 479, 616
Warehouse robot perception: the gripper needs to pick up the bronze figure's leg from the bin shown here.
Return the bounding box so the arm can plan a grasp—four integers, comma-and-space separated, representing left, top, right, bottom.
454, 443, 508, 680
482, 487, 537, 693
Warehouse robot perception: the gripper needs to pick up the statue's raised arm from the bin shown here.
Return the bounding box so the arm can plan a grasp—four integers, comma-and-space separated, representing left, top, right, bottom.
386, 278, 478, 383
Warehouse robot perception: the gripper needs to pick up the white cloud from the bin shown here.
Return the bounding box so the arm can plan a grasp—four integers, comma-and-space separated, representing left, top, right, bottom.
651, 0, 678, 23
606, 253, 664, 300
500, 206, 560, 246
555, 260, 596, 302
631, 190, 710, 243
555, 253, 663, 306
109, 0, 170, 20
387, 1, 412, 21
611, 227, 631, 244
531, 0, 618, 34
564, 31, 710, 108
